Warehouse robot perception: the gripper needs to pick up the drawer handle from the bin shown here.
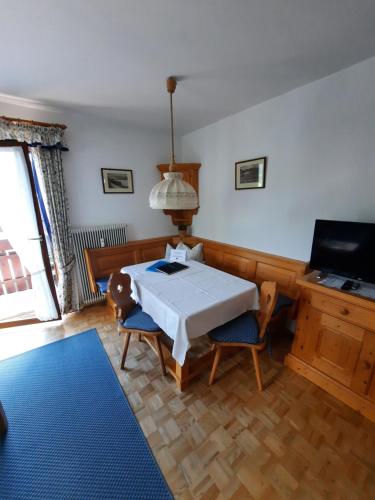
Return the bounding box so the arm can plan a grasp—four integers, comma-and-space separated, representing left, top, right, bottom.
339, 307, 349, 316
363, 361, 371, 370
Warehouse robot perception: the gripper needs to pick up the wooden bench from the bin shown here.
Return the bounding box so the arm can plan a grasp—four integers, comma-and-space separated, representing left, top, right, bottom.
171, 236, 308, 302
85, 234, 308, 301
84, 235, 308, 389
84, 235, 174, 314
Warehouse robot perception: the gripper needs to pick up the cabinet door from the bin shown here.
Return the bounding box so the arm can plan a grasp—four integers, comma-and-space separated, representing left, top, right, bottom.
311, 313, 364, 387
351, 331, 375, 397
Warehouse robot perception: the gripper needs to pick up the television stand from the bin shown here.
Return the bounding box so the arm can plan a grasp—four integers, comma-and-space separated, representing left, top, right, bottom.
285, 271, 375, 422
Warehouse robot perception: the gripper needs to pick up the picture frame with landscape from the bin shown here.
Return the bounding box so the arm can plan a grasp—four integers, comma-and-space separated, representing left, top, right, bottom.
101, 168, 134, 194
235, 157, 267, 190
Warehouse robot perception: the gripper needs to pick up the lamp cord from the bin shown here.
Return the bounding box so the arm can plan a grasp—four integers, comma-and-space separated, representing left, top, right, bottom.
169, 91, 175, 170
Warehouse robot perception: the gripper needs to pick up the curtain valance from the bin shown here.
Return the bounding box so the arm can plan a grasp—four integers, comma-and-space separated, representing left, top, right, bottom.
0, 118, 68, 149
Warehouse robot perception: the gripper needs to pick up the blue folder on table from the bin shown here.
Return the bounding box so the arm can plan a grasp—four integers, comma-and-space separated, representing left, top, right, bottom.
146, 260, 168, 272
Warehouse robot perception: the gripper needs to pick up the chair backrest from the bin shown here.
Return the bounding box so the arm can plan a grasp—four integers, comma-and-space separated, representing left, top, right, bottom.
257, 281, 277, 339
107, 272, 136, 320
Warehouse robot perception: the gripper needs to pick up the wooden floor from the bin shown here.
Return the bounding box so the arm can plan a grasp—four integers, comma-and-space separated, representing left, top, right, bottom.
1, 305, 375, 499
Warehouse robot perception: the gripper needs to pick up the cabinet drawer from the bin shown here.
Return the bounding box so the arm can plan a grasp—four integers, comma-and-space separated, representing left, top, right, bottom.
310, 293, 375, 331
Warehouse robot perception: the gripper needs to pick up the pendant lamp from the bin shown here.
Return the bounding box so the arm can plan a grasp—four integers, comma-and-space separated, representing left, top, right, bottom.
149, 77, 199, 210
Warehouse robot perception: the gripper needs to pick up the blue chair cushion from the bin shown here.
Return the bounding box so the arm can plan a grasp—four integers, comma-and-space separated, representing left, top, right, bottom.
208, 312, 262, 345
121, 305, 160, 332
96, 277, 109, 294
272, 294, 294, 316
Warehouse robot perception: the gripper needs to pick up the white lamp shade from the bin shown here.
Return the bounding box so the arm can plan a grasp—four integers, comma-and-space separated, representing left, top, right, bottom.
149, 172, 198, 210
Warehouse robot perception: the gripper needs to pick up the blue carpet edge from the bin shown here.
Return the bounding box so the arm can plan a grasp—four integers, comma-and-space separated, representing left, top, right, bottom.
0, 328, 174, 499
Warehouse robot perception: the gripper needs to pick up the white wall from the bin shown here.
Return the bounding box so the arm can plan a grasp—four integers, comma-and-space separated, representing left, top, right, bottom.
181, 57, 375, 261
0, 100, 174, 241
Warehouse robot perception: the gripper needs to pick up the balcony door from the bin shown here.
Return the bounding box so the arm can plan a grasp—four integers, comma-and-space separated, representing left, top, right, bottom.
0, 142, 60, 328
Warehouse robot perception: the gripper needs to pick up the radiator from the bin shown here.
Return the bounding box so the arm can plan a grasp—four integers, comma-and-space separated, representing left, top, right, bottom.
71, 223, 127, 307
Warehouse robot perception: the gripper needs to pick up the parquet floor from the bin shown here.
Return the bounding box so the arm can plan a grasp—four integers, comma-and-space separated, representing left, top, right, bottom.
1, 305, 375, 499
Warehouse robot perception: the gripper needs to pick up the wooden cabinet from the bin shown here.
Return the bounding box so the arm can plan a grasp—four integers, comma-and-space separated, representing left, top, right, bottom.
286, 272, 375, 422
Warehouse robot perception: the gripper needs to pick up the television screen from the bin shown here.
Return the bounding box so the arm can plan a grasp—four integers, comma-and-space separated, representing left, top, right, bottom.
310, 220, 375, 284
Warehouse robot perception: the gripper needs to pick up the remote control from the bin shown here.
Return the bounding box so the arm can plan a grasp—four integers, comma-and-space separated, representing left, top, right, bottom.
341, 280, 354, 291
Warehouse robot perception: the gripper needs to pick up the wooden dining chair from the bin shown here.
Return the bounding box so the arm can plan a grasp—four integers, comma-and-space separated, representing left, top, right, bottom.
208, 281, 277, 390
108, 272, 166, 376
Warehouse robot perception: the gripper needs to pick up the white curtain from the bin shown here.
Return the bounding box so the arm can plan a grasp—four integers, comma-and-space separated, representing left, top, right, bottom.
0, 146, 58, 321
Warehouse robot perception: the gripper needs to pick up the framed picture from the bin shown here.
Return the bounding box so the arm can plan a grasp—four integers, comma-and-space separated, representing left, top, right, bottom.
235, 157, 267, 190
101, 168, 134, 194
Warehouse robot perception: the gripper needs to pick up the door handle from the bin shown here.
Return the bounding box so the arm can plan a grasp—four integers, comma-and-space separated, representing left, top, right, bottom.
28, 235, 44, 241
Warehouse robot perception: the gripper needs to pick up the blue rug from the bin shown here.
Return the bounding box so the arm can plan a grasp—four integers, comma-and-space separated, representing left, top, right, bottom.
0, 330, 173, 500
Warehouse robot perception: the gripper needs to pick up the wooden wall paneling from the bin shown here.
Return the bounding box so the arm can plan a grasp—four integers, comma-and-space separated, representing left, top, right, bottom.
140, 245, 166, 263
203, 247, 223, 269
199, 237, 308, 274
84, 234, 308, 301
171, 236, 307, 293
96, 251, 137, 275
221, 252, 256, 280
84, 236, 173, 293
255, 262, 296, 297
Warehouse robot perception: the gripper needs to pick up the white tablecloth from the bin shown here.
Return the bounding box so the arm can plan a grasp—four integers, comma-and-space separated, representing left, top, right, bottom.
121, 260, 259, 365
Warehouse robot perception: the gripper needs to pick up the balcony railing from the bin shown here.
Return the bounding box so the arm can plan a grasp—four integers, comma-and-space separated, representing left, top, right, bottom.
0, 239, 32, 296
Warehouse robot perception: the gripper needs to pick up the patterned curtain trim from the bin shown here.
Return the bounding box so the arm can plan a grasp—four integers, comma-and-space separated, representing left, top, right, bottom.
32, 147, 79, 314
0, 119, 67, 148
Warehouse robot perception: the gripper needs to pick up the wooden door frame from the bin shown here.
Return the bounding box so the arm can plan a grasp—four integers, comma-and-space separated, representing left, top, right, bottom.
0, 140, 61, 328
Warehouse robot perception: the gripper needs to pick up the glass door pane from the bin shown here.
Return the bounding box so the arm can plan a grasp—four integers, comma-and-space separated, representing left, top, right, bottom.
0, 143, 60, 327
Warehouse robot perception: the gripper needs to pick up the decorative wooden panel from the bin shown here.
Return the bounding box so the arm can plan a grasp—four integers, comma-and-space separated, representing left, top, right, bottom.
351, 331, 375, 396
140, 246, 166, 262
221, 253, 256, 280
311, 313, 364, 387
84, 236, 173, 293
255, 262, 296, 296
95, 252, 137, 276
204, 248, 223, 268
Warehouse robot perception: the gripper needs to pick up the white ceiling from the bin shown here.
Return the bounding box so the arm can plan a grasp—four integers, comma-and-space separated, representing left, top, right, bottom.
1, 0, 375, 134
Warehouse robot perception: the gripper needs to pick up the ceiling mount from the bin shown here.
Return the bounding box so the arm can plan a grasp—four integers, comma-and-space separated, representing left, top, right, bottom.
166, 76, 177, 94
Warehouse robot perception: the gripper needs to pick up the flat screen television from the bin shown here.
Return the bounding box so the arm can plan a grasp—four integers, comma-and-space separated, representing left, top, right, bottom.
309, 220, 375, 284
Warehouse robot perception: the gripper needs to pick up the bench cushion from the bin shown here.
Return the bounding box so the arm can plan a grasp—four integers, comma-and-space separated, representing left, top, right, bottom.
272, 294, 294, 316
96, 277, 109, 294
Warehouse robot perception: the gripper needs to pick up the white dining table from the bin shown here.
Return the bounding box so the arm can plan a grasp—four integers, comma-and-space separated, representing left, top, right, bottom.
121, 260, 259, 366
